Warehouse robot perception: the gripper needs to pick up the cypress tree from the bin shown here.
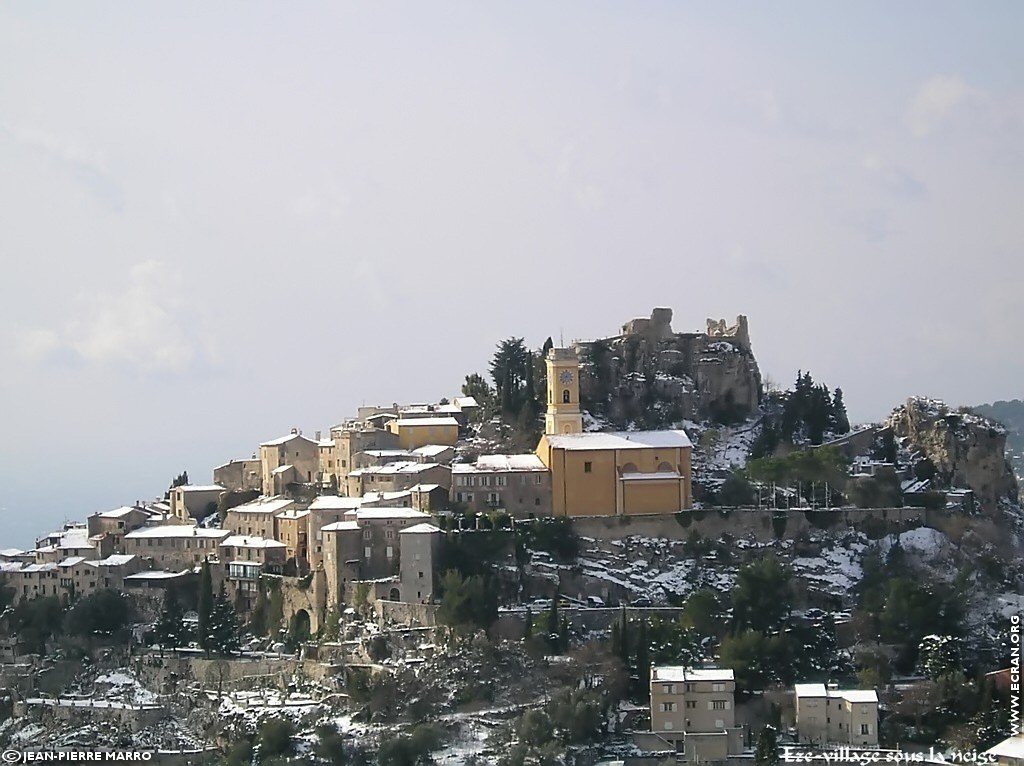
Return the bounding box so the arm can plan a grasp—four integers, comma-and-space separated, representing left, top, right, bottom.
197, 560, 214, 654
524, 607, 533, 640
635, 618, 651, 701
153, 586, 186, 655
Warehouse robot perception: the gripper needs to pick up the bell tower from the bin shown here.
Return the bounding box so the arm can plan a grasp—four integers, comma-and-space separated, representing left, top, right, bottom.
545, 347, 583, 435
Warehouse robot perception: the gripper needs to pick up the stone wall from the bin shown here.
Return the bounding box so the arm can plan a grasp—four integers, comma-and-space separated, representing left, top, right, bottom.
571, 506, 944, 543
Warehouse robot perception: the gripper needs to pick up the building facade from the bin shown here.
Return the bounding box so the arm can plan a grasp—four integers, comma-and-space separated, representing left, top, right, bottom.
451, 454, 552, 517
649, 667, 743, 762
794, 684, 879, 747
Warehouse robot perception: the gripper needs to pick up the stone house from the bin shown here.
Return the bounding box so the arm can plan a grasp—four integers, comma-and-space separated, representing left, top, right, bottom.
306, 496, 364, 568
451, 454, 552, 518
341, 507, 434, 580
123, 526, 229, 571
794, 683, 878, 747
213, 458, 262, 493
649, 667, 743, 761
345, 461, 451, 498
220, 535, 287, 610
223, 496, 296, 539
398, 523, 443, 603
326, 422, 400, 491
168, 484, 225, 523
259, 431, 319, 494
387, 417, 459, 450
86, 506, 151, 552
275, 508, 310, 567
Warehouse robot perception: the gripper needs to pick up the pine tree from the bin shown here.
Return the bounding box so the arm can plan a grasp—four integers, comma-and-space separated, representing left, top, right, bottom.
831, 388, 851, 434
611, 619, 622, 658
558, 617, 569, 652
524, 607, 533, 640
616, 607, 629, 665
547, 593, 560, 652
635, 618, 651, 701
153, 587, 187, 654
207, 585, 241, 655
754, 725, 779, 766
197, 561, 214, 654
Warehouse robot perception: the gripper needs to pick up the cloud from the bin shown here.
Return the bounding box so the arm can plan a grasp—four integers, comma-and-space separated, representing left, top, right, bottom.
904, 75, 978, 138
862, 154, 926, 197
15, 261, 207, 374
0, 122, 124, 211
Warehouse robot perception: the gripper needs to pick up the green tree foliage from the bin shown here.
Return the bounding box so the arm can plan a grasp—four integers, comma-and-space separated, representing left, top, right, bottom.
489, 338, 538, 422
716, 472, 756, 506
436, 570, 497, 633
461, 373, 495, 417
65, 589, 131, 638
680, 588, 725, 637
197, 560, 214, 654
517, 708, 554, 747
759, 371, 851, 448
376, 724, 444, 766
732, 556, 792, 633
206, 585, 241, 655
754, 725, 780, 766
11, 596, 63, 654
258, 718, 294, 757
517, 518, 580, 562
917, 635, 963, 680
315, 724, 368, 766
153, 587, 189, 651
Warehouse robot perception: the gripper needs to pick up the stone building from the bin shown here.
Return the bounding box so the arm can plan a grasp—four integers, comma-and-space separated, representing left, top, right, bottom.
387, 417, 459, 450
86, 506, 151, 552
535, 347, 693, 516
168, 484, 225, 523
275, 507, 310, 567
213, 458, 262, 493
326, 422, 400, 491
399, 523, 443, 603
649, 667, 743, 761
345, 461, 451, 498
341, 507, 433, 580
123, 526, 229, 571
223, 496, 296, 539
259, 431, 319, 494
794, 683, 878, 747
451, 454, 552, 517
321, 520, 363, 608
307, 496, 364, 568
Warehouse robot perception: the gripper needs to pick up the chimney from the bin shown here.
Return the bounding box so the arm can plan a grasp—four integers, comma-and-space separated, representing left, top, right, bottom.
315, 430, 322, 441
290, 427, 298, 435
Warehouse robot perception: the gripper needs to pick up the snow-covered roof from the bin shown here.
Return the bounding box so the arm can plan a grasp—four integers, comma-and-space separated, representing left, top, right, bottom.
399, 404, 462, 416
412, 444, 454, 457
277, 508, 310, 520
260, 432, 316, 447
124, 570, 189, 581
95, 554, 136, 566
349, 461, 444, 477
409, 483, 441, 492
393, 417, 459, 427
58, 556, 89, 568
0, 548, 25, 557
57, 529, 94, 550
220, 535, 286, 549
400, 523, 443, 535
453, 454, 547, 473
794, 684, 878, 704
322, 520, 361, 532
21, 563, 57, 573
97, 506, 142, 519
546, 430, 693, 451
175, 484, 224, 493
0, 562, 23, 572
362, 490, 413, 503
271, 464, 294, 475
228, 496, 295, 515
346, 508, 431, 521
309, 496, 363, 511
985, 735, 1024, 759
453, 396, 478, 408
652, 667, 734, 683
125, 525, 230, 540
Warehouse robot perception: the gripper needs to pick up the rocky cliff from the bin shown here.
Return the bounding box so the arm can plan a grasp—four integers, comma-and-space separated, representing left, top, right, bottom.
889, 397, 1019, 510
575, 309, 762, 429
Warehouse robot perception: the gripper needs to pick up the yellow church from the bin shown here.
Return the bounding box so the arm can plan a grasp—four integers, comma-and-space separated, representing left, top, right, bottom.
535, 347, 694, 517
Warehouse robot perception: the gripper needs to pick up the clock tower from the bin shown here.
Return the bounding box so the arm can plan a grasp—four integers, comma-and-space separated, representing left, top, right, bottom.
545, 347, 583, 435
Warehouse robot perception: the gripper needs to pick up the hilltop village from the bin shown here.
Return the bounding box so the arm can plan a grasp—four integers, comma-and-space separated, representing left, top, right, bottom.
0, 310, 1021, 765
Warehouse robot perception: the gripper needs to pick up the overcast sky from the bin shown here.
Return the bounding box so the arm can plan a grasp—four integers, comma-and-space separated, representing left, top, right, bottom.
1, 2, 1022, 547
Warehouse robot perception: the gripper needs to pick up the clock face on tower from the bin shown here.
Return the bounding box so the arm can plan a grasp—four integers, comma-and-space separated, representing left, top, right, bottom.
558, 370, 574, 385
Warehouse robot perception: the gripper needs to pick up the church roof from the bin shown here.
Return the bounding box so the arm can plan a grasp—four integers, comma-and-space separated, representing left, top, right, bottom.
545, 430, 692, 451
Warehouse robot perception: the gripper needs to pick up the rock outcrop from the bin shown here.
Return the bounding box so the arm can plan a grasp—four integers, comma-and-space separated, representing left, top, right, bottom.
889, 397, 1019, 509
576, 308, 762, 428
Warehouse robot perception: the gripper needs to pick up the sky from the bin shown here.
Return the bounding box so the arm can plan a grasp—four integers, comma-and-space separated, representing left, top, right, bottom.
1, 2, 1022, 547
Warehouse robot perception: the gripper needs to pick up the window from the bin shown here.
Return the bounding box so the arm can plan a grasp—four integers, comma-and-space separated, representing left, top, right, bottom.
662, 684, 675, 694
562, 389, 570, 403
860, 724, 871, 735
712, 682, 725, 692
418, 571, 424, 579
535, 498, 541, 505
660, 702, 675, 712
584, 462, 592, 473
715, 719, 724, 729
685, 700, 696, 709
386, 546, 394, 558
684, 683, 695, 692
712, 700, 727, 710
364, 547, 371, 559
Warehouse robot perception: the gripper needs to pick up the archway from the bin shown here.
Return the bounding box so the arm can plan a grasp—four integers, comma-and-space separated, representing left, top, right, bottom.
290, 609, 311, 643
389, 587, 400, 601
562, 389, 571, 403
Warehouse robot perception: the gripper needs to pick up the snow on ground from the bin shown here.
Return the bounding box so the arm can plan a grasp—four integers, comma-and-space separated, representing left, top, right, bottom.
791, 536, 868, 595
878, 527, 951, 558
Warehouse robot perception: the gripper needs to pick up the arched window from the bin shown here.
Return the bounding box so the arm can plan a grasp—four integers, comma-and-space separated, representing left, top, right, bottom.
658, 462, 674, 473
621, 462, 638, 474
562, 389, 571, 403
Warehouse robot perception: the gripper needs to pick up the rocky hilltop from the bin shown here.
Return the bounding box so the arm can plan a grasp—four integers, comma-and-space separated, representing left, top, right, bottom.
575, 308, 763, 429
890, 397, 1019, 510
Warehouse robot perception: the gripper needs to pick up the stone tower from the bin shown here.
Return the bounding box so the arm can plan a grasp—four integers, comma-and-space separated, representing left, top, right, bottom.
545, 347, 583, 436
